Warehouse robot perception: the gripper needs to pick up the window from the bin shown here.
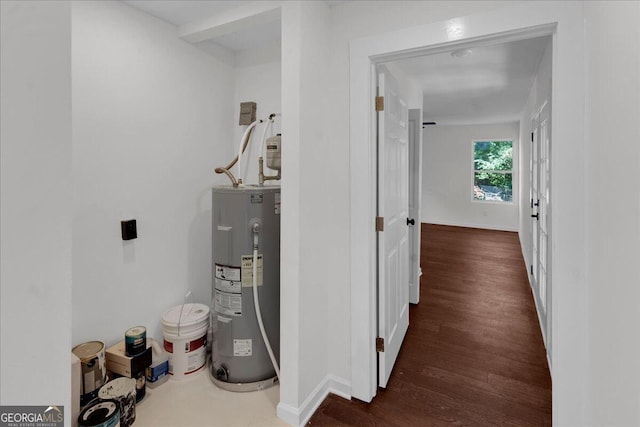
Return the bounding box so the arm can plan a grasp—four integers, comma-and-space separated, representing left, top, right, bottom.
473, 140, 513, 202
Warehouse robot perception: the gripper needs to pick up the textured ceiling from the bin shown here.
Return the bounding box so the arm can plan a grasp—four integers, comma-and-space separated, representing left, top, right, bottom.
391, 35, 551, 125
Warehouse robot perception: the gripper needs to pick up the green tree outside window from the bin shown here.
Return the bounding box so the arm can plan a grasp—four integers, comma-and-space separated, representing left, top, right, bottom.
473, 140, 513, 202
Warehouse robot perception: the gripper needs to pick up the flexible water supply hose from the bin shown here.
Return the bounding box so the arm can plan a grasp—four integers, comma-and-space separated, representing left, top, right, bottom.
214, 126, 256, 186
252, 223, 280, 380
237, 120, 259, 184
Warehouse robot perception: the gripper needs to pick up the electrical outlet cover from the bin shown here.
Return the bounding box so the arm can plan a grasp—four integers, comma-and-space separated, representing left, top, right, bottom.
121, 219, 137, 240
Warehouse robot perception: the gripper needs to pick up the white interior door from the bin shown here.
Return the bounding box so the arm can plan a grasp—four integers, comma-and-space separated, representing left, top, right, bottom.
408, 109, 422, 305
377, 65, 410, 388
530, 101, 551, 355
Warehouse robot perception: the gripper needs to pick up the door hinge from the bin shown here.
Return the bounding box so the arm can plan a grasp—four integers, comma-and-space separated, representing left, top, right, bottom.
375, 216, 384, 232
375, 96, 384, 112
531, 132, 534, 142
530, 265, 534, 275
376, 337, 385, 352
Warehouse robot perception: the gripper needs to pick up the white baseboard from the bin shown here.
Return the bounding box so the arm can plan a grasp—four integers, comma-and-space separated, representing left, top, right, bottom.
276, 375, 350, 427
421, 219, 518, 232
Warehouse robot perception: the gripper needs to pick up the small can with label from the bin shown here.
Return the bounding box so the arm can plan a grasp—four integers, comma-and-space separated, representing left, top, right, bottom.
134, 370, 146, 402
72, 340, 106, 407
125, 326, 146, 357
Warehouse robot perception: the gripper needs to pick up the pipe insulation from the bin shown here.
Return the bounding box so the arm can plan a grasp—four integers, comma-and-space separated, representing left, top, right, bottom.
236, 120, 259, 184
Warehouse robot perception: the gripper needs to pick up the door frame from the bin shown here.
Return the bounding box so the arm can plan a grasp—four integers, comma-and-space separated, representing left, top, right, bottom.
349, 3, 586, 425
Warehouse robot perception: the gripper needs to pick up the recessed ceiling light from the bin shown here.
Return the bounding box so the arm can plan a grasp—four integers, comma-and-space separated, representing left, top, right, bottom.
450, 49, 472, 58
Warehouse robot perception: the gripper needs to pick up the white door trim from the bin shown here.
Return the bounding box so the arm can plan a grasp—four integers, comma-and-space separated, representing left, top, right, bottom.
349, 3, 586, 424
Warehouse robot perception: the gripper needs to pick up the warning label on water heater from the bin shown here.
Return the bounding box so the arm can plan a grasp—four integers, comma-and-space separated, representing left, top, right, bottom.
215, 264, 241, 295
214, 290, 242, 316
233, 339, 252, 356
215, 264, 241, 282
215, 278, 241, 294
241, 255, 263, 287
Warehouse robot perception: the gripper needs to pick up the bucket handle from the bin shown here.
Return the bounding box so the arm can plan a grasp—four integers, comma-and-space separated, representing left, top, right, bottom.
177, 291, 193, 337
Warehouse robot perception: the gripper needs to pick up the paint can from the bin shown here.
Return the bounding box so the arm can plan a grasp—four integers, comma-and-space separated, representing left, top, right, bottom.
72, 341, 106, 407
78, 399, 120, 427
133, 370, 146, 403
98, 377, 136, 427
124, 326, 146, 357
161, 303, 209, 379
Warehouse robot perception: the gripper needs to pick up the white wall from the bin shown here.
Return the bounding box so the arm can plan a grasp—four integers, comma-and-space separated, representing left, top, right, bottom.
72, 0, 235, 346
278, 2, 336, 424
0, 0, 72, 418
422, 122, 520, 231
585, 2, 640, 426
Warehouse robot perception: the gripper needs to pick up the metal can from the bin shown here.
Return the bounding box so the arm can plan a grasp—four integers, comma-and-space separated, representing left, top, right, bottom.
125, 326, 146, 356
72, 341, 106, 407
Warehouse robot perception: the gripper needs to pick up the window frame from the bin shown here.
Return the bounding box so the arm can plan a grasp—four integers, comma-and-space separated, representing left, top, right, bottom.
471, 138, 515, 204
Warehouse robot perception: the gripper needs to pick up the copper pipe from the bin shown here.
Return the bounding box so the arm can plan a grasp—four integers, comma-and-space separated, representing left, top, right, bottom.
258, 156, 280, 185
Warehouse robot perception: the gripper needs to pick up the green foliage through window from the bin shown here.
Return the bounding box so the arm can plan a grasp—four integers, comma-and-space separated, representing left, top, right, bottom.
473, 140, 513, 202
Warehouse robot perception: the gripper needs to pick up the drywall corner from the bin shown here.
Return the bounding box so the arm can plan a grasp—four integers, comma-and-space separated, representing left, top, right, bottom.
0, 0, 72, 417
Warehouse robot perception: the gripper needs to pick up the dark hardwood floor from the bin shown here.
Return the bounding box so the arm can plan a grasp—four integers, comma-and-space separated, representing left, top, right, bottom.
308, 224, 551, 426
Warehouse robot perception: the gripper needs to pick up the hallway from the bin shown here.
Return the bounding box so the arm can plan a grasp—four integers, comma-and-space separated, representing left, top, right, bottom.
308, 224, 552, 426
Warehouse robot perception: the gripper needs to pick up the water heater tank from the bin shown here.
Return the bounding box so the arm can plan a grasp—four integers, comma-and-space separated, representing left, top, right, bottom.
209, 185, 280, 391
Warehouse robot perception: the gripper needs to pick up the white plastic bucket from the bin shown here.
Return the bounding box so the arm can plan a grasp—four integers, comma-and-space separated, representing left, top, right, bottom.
161, 303, 209, 379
